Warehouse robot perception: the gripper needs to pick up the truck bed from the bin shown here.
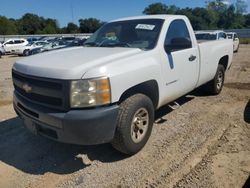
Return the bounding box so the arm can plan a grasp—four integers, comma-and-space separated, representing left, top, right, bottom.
197, 39, 233, 87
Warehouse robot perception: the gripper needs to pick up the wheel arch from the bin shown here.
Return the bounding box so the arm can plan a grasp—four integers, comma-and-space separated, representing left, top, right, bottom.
118, 80, 159, 109
218, 55, 229, 70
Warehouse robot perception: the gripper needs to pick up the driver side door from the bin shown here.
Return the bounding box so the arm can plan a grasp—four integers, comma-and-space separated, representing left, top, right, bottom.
160, 19, 200, 103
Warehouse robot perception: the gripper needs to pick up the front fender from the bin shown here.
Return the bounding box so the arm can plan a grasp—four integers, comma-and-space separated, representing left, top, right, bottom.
83, 51, 162, 104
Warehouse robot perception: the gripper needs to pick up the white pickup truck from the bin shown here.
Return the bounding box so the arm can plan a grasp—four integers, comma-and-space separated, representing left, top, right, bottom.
12, 15, 233, 155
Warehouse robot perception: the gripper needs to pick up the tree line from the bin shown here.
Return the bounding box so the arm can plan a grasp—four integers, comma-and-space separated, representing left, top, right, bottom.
0, 14, 104, 35
143, 0, 250, 30
0, 0, 249, 35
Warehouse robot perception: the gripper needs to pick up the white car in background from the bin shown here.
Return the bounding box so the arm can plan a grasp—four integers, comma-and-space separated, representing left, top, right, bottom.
12, 41, 49, 56
195, 30, 227, 41
226, 32, 240, 53
0, 43, 5, 58
3, 38, 29, 53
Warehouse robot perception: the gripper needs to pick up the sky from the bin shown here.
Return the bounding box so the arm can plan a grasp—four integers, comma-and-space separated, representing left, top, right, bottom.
0, 0, 249, 27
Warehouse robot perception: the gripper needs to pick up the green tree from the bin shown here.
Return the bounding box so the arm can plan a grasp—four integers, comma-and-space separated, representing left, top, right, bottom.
64, 22, 79, 33
206, 0, 227, 12
16, 13, 60, 34
191, 8, 216, 29
42, 18, 60, 34
79, 18, 104, 33
235, 0, 248, 14
143, 3, 168, 14
0, 16, 18, 34
218, 5, 234, 28
217, 4, 245, 29
17, 13, 42, 34
245, 14, 250, 28
167, 5, 179, 14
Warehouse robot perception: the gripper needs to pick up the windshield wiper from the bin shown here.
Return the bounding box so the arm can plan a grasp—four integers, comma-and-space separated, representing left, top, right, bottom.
99, 42, 131, 48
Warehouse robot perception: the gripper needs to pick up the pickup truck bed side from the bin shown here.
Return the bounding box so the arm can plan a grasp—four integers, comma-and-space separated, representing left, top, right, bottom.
197, 40, 233, 87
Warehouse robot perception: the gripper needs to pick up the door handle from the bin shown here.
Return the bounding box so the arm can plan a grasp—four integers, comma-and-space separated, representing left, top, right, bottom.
189, 55, 196, 61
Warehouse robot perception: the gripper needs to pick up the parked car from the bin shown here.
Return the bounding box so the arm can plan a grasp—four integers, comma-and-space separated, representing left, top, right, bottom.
60, 36, 76, 42
38, 36, 56, 42
0, 43, 5, 58
12, 41, 49, 56
41, 41, 67, 51
12, 15, 233, 155
195, 30, 227, 41
29, 41, 68, 55
67, 38, 87, 47
3, 38, 29, 53
226, 32, 240, 53
27, 37, 39, 43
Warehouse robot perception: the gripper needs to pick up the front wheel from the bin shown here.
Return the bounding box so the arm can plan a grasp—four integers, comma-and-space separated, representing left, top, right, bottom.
112, 94, 154, 155
235, 45, 239, 53
205, 64, 225, 95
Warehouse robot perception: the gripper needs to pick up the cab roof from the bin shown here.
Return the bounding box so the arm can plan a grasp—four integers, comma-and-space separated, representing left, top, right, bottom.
110, 14, 187, 22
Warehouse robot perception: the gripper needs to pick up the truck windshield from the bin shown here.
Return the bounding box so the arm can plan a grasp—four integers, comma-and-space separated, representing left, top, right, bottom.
84, 19, 164, 50
195, 33, 217, 40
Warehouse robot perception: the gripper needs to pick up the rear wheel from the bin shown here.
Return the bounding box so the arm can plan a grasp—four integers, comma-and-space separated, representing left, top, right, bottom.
112, 94, 154, 155
0, 52, 2, 58
204, 64, 225, 95
23, 50, 30, 56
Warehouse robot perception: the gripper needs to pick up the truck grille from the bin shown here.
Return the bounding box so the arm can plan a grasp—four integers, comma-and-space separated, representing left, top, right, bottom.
12, 70, 70, 111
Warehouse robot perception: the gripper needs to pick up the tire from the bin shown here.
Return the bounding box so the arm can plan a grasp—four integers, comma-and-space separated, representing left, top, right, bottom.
0, 52, 2, 58
235, 45, 239, 53
112, 94, 154, 155
205, 64, 225, 95
23, 50, 30, 56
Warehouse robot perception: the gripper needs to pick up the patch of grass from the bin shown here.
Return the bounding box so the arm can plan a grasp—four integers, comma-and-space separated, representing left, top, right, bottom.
240, 38, 250, 44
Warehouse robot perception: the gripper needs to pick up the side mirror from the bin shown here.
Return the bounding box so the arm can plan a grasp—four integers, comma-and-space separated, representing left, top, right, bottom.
165, 37, 192, 53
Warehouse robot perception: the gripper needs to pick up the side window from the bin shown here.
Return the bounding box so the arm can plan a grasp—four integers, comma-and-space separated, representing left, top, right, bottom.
234, 34, 238, 39
219, 32, 226, 39
6, 41, 14, 44
14, 40, 21, 44
164, 19, 192, 52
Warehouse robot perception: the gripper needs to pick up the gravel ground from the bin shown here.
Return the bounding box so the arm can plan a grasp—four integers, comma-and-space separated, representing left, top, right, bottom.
0, 45, 249, 188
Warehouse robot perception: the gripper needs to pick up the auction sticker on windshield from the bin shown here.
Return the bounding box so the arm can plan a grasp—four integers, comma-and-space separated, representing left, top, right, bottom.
135, 24, 155, 30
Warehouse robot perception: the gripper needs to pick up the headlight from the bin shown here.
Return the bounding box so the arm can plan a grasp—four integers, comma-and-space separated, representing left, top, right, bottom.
70, 77, 111, 108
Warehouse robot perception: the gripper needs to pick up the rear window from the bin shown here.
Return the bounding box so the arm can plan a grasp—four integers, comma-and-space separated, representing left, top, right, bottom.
196, 33, 217, 40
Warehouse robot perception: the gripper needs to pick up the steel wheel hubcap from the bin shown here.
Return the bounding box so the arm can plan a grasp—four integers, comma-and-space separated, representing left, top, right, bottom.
131, 108, 149, 143
216, 71, 223, 90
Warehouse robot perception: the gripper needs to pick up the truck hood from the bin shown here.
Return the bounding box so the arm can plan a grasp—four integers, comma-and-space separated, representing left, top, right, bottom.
13, 47, 142, 79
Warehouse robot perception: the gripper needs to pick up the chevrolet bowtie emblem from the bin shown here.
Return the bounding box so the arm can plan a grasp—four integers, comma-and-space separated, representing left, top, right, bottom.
23, 83, 32, 93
